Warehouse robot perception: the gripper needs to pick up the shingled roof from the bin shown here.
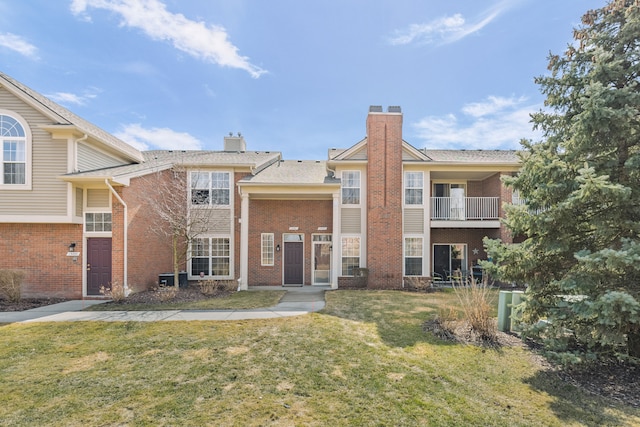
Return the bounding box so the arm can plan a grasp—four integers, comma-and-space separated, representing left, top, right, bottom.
0, 72, 143, 163
423, 149, 520, 163
240, 160, 339, 185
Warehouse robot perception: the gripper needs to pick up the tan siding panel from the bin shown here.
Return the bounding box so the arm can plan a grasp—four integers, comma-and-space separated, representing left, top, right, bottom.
75, 188, 83, 217
191, 208, 231, 234
87, 189, 110, 208
350, 147, 367, 160
0, 86, 68, 216
341, 207, 361, 233
404, 208, 424, 233
77, 142, 127, 171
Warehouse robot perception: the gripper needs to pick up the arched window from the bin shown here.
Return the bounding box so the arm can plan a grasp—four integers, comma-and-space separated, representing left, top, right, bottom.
1, 113, 30, 188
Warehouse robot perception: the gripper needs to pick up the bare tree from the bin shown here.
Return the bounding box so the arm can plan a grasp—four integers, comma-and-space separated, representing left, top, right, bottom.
138, 166, 222, 288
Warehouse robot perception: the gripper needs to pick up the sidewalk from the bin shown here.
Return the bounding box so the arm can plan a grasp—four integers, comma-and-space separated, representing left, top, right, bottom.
0, 286, 328, 324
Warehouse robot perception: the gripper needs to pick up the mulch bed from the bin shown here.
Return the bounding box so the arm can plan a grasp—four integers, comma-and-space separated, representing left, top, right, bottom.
0, 298, 67, 312
103, 286, 230, 306
424, 318, 640, 408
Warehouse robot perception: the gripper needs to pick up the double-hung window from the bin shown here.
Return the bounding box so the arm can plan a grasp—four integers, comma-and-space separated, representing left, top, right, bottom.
341, 171, 360, 204
341, 236, 360, 276
404, 237, 423, 276
1, 114, 28, 187
191, 171, 230, 206
404, 172, 423, 205
191, 237, 230, 277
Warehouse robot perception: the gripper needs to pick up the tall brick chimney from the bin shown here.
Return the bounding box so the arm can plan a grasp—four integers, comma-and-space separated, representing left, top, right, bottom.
366, 106, 404, 288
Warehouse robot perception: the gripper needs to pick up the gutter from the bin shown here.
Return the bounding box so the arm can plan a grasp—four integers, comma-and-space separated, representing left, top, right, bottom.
105, 179, 130, 296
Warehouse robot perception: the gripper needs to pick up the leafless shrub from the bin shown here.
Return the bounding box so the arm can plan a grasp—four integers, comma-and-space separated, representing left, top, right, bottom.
100, 280, 127, 302
198, 279, 236, 295
404, 276, 432, 292
157, 286, 178, 302
452, 275, 497, 342
0, 269, 25, 302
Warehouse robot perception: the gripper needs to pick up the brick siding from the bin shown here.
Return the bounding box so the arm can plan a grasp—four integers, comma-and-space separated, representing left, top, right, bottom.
248, 199, 333, 285
0, 223, 84, 298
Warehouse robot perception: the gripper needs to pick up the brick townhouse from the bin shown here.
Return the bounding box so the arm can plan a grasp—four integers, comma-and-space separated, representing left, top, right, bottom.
0, 72, 520, 298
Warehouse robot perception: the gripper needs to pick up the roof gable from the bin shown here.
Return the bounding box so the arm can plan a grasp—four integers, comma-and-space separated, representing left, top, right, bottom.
0, 72, 143, 163
329, 137, 431, 162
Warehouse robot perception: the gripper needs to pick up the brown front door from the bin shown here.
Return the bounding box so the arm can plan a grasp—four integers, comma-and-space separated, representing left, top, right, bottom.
87, 238, 112, 296
284, 241, 303, 286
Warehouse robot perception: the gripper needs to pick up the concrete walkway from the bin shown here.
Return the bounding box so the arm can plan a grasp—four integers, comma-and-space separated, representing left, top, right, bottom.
0, 286, 328, 324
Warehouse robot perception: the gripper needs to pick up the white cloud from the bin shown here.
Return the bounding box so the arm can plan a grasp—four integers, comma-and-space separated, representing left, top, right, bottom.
389, 1, 512, 46
461, 95, 527, 117
70, 0, 266, 78
413, 96, 540, 150
0, 32, 38, 58
115, 123, 202, 151
46, 89, 99, 106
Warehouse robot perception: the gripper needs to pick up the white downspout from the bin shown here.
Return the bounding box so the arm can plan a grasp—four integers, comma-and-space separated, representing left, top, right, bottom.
105, 179, 129, 296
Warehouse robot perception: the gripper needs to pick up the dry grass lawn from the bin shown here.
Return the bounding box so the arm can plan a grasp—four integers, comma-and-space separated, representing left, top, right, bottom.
0, 290, 638, 426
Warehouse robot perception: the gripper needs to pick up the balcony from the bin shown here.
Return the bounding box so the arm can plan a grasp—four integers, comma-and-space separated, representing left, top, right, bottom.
430, 197, 500, 228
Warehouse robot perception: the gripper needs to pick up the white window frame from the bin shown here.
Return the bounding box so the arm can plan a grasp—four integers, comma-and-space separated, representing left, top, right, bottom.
85, 212, 113, 233
261, 233, 274, 266
404, 171, 424, 205
404, 237, 423, 276
341, 171, 361, 205
190, 236, 232, 278
0, 111, 31, 190
190, 171, 231, 207
432, 182, 466, 197
341, 236, 361, 276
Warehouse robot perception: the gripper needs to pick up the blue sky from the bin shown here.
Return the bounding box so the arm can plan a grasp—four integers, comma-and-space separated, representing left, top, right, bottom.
0, 0, 604, 160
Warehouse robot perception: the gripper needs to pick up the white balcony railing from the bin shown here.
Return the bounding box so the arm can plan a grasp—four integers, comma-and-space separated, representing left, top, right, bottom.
430, 197, 499, 221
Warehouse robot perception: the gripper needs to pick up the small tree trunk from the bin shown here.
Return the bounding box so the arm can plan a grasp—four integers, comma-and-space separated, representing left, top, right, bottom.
173, 234, 180, 289
628, 331, 640, 358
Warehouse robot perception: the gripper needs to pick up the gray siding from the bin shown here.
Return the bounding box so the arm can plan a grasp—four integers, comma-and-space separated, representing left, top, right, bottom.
0, 86, 68, 216
77, 142, 128, 172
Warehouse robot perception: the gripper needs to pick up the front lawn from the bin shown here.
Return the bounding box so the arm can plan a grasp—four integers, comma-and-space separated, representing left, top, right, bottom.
0, 290, 637, 426
84, 289, 286, 311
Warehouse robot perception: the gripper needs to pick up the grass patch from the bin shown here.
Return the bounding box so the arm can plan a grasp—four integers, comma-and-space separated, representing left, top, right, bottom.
0, 290, 638, 426
84, 290, 285, 311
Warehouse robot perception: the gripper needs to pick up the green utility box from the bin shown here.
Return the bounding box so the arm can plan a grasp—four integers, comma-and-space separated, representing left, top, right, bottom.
497, 291, 513, 332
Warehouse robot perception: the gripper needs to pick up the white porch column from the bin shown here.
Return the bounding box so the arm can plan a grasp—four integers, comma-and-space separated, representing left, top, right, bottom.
331, 192, 340, 289
239, 192, 249, 290
424, 170, 431, 277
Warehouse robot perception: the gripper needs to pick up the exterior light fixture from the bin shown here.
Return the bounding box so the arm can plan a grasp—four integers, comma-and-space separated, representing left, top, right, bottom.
68, 243, 76, 252
276, 244, 281, 252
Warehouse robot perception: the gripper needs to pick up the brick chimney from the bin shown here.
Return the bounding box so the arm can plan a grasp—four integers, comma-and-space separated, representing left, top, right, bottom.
366, 106, 404, 288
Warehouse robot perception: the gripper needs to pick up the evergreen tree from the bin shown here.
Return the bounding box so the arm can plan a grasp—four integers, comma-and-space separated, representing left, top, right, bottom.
485, 0, 640, 363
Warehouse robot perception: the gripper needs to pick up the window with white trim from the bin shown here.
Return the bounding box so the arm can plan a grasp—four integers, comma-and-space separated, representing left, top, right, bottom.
85, 212, 112, 232
341, 236, 360, 276
191, 237, 230, 277
404, 237, 423, 276
261, 233, 274, 266
191, 171, 230, 206
404, 171, 423, 205
341, 171, 360, 204
1, 114, 27, 186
